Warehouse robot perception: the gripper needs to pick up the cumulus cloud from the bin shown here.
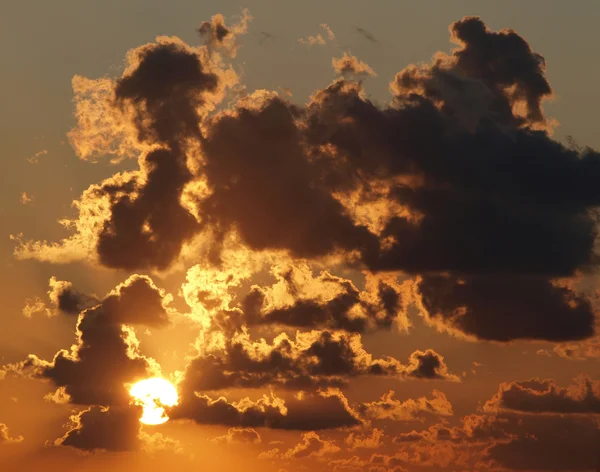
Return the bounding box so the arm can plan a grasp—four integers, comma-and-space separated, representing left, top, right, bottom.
171, 389, 361, 431
345, 428, 384, 450
0, 424, 23, 444
262, 431, 340, 460
4, 275, 170, 406
332, 53, 376, 78
178, 330, 457, 392
54, 405, 142, 452
197, 9, 252, 57
358, 390, 453, 421
486, 414, 600, 471
415, 274, 595, 341
243, 263, 409, 333
483, 375, 600, 415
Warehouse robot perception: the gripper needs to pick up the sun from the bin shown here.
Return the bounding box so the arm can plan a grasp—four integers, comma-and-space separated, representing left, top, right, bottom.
129, 377, 178, 425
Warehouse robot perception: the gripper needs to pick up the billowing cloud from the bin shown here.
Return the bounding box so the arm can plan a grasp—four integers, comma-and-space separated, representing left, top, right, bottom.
243, 263, 409, 333
345, 428, 384, 450
171, 389, 361, 430
415, 274, 595, 341
0, 424, 23, 444
178, 330, 457, 392
54, 405, 142, 452
484, 375, 600, 415
5, 275, 170, 406
332, 53, 376, 78
487, 414, 600, 471
262, 431, 340, 460
47, 276, 99, 315
392, 16, 552, 130
359, 390, 453, 421
404, 349, 459, 381
197, 9, 252, 57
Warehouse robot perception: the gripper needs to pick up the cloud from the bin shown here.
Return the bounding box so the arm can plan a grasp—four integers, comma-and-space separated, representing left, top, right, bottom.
178, 329, 457, 393
486, 414, 600, 471
0, 424, 23, 444
198, 9, 252, 58
263, 431, 340, 460
345, 428, 384, 450
404, 349, 460, 381
358, 390, 453, 421
211, 427, 261, 444
16, 35, 234, 270
171, 389, 361, 430
393, 414, 512, 445
198, 91, 378, 263
47, 276, 99, 315
332, 53, 376, 78
5, 275, 170, 406
483, 375, 600, 415
416, 274, 595, 341
392, 16, 552, 130
299, 24, 335, 46
54, 405, 142, 452
26, 148, 48, 164
243, 263, 409, 333
20, 192, 33, 205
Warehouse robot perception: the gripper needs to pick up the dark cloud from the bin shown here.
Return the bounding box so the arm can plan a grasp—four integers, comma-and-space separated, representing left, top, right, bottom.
484, 375, 600, 415
450, 17, 552, 126
94, 39, 220, 270
197, 10, 251, 56
242, 267, 407, 333
392, 17, 552, 130
405, 349, 459, 381
177, 330, 405, 392
198, 94, 378, 262
198, 16, 231, 44
48, 277, 98, 315
5, 275, 169, 406
171, 389, 361, 430
55, 405, 142, 452
178, 330, 456, 394
393, 414, 512, 444
417, 274, 595, 341
487, 414, 600, 471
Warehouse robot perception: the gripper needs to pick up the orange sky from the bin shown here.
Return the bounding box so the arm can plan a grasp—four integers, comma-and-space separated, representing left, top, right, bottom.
1, 2, 600, 471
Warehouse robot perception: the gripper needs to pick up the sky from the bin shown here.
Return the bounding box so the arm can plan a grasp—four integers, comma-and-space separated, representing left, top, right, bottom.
1, 1, 600, 471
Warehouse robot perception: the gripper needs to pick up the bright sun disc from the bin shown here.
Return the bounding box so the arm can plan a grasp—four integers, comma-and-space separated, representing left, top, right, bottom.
129, 378, 178, 425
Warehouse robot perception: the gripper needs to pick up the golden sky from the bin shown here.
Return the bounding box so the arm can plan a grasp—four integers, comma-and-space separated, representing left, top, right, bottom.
1, 2, 600, 471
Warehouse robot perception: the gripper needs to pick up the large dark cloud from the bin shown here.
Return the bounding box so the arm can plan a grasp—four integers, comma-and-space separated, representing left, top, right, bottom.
56, 405, 142, 452
177, 330, 457, 393
5, 275, 169, 406
94, 39, 220, 270
170, 389, 361, 430
242, 267, 407, 333
484, 375, 600, 414
417, 274, 595, 341
198, 94, 378, 262
487, 414, 600, 471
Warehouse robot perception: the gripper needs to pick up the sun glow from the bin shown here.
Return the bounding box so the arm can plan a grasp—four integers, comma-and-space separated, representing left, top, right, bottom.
129, 377, 178, 425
